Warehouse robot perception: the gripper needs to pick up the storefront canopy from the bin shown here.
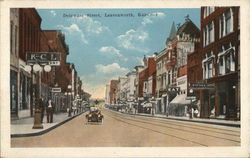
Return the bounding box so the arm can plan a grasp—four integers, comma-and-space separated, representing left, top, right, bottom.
141, 102, 152, 107
169, 94, 191, 105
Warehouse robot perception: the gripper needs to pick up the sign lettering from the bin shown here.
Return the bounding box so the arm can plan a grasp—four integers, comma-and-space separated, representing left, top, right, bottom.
26, 52, 61, 66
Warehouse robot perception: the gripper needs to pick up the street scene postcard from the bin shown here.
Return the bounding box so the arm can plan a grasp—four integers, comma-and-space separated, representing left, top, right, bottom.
1, 0, 250, 158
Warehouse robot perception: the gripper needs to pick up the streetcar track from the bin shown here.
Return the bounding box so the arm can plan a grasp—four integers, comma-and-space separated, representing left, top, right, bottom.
104, 110, 240, 144
108, 111, 240, 137
105, 112, 208, 147
105, 109, 240, 133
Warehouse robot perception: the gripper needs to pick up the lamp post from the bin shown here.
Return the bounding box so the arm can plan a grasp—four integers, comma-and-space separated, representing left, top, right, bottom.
150, 97, 156, 116
189, 89, 194, 119
25, 63, 52, 129
67, 85, 72, 117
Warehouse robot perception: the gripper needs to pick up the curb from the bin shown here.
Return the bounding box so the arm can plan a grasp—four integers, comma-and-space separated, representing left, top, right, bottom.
11, 111, 86, 138
109, 109, 240, 128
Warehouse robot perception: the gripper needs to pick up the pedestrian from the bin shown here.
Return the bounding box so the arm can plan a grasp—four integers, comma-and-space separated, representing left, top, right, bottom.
46, 99, 54, 123
194, 108, 199, 118
40, 97, 45, 123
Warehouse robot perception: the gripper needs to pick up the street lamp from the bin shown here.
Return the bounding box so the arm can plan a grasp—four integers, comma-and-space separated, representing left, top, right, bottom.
25, 63, 51, 129
189, 88, 194, 119
66, 85, 72, 117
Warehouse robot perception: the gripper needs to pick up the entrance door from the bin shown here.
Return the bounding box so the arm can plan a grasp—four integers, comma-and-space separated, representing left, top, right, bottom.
219, 92, 226, 115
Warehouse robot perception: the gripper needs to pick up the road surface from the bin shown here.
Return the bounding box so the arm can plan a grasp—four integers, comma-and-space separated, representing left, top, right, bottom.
11, 108, 240, 147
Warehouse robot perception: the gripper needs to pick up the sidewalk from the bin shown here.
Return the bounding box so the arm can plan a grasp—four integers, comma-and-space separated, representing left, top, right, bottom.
11, 111, 86, 138
123, 112, 240, 128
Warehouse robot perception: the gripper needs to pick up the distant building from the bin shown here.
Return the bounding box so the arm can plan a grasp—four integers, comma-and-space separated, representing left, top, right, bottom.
105, 84, 110, 104
117, 76, 127, 104
109, 80, 119, 105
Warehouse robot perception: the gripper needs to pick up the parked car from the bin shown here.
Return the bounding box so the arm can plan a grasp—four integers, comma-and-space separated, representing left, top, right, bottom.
85, 107, 104, 124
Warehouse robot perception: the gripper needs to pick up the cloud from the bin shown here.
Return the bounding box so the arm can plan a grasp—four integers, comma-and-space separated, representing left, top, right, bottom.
141, 12, 166, 26
117, 29, 149, 52
99, 46, 128, 61
81, 63, 129, 99
57, 24, 88, 44
96, 63, 129, 74
72, 15, 110, 35
50, 10, 56, 16
99, 46, 122, 57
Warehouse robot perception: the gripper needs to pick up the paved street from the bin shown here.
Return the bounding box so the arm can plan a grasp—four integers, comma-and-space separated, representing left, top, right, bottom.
11, 108, 240, 147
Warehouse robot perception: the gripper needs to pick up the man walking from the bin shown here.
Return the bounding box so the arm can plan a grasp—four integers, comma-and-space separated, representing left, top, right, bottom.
46, 99, 54, 123
40, 97, 45, 123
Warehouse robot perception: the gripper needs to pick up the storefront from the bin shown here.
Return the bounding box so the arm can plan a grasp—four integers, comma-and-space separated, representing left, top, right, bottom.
10, 69, 18, 118
169, 94, 191, 116
200, 76, 238, 120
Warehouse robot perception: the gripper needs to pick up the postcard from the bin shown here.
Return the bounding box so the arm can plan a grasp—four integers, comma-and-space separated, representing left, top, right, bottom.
1, 0, 250, 157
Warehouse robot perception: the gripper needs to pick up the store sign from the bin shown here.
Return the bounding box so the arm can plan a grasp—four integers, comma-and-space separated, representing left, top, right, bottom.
189, 83, 215, 90
26, 52, 61, 66
52, 87, 61, 93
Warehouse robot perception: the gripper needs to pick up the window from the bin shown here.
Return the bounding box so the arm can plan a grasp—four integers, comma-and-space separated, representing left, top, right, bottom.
208, 23, 213, 44
220, 15, 224, 38
217, 43, 235, 75
220, 9, 233, 38
204, 7, 215, 18
208, 61, 213, 78
10, 21, 13, 54
225, 54, 231, 73
203, 21, 214, 46
225, 11, 231, 34
208, 7, 214, 14
202, 52, 215, 79
219, 58, 224, 75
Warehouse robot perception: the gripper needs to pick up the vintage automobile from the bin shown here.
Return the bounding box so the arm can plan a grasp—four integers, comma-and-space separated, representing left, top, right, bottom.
85, 107, 104, 124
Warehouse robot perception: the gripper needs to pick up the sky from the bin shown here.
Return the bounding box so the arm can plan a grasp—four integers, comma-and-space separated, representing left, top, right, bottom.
37, 8, 200, 99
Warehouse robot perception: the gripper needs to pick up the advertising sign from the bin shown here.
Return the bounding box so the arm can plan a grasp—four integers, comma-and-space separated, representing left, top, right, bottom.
26, 52, 61, 66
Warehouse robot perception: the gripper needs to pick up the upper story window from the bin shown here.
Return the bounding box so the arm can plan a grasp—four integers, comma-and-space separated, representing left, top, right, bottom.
202, 51, 215, 79
219, 8, 234, 38
217, 43, 235, 76
10, 21, 14, 54
203, 7, 215, 18
203, 21, 215, 47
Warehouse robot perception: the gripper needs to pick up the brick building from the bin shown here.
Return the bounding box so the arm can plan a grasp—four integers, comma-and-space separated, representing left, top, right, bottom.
109, 80, 119, 105
17, 8, 42, 118
198, 7, 240, 120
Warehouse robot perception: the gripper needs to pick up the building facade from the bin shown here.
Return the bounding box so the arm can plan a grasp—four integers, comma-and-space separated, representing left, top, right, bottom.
198, 7, 240, 120
109, 80, 119, 105
18, 8, 42, 118
10, 8, 19, 119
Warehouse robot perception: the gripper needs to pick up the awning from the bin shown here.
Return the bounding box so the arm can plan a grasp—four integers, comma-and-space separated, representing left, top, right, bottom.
141, 102, 152, 107
169, 94, 191, 105
144, 103, 152, 108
